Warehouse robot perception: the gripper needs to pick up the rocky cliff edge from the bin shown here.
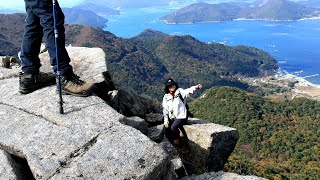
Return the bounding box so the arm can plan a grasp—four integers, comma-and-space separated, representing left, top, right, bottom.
0, 47, 264, 180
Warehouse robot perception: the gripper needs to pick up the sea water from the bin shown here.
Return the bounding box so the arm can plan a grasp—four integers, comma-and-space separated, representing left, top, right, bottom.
104, 6, 320, 85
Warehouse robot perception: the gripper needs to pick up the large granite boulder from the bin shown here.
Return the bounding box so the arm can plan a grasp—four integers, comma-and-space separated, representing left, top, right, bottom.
0, 77, 174, 179
180, 119, 239, 174
51, 125, 171, 179
145, 113, 163, 126
121, 116, 148, 135
147, 124, 164, 143
108, 88, 161, 117
39, 47, 161, 117
0, 149, 21, 179
0, 48, 171, 179
160, 137, 188, 179
39, 46, 106, 83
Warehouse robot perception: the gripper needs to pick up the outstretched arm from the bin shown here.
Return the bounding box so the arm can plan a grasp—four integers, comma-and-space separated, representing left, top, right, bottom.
180, 83, 202, 98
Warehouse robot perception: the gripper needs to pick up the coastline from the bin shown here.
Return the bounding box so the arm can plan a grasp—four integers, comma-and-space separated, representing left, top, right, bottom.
276, 69, 320, 100
275, 69, 320, 88
161, 17, 320, 24
243, 68, 320, 101
263, 69, 320, 100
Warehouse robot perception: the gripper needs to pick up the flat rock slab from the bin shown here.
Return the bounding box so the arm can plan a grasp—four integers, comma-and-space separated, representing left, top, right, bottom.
0, 78, 120, 128
51, 125, 170, 179
0, 77, 172, 179
0, 65, 20, 80
0, 78, 122, 179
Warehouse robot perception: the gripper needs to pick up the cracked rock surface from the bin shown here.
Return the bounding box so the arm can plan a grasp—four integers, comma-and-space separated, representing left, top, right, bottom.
0, 47, 173, 179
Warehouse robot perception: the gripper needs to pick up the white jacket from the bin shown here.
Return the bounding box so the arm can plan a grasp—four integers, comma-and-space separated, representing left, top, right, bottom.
162, 86, 198, 120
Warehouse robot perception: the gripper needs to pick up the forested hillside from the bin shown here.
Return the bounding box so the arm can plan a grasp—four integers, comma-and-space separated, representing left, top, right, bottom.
61, 26, 277, 99
129, 29, 277, 98
189, 86, 320, 179
0, 13, 25, 56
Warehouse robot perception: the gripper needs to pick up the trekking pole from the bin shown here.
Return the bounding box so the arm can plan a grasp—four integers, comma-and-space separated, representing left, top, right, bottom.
53, 0, 64, 114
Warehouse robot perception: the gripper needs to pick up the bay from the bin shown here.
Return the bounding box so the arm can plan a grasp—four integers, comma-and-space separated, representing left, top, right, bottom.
104, 6, 320, 85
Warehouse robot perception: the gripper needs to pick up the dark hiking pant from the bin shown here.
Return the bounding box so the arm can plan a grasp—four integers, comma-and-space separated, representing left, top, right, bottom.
171, 118, 187, 140
20, 0, 72, 75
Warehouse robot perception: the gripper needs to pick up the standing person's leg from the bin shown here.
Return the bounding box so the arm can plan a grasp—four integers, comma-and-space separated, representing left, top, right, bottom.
33, 0, 73, 75
19, 0, 56, 94
171, 119, 186, 145
20, 5, 43, 74
22, 0, 94, 96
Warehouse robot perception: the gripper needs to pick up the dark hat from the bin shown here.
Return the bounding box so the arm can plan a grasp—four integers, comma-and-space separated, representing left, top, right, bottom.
165, 78, 177, 88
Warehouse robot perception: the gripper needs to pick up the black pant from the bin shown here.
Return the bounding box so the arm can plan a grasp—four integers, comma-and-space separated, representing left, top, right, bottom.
20, 0, 72, 75
171, 118, 187, 140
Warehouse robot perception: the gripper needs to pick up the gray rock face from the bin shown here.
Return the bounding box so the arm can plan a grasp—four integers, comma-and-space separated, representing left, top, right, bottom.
0, 149, 19, 179
0, 149, 34, 179
104, 88, 161, 117
0, 64, 20, 80
183, 171, 267, 180
113, 88, 161, 117
121, 116, 148, 135
51, 126, 170, 179
147, 124, 164, 143
0, 78, 174, 179
0, 56, 18, 69
39, 47, 107, 83
182, 120, 239, 173
160, 137, 188, 179
0, 48, 175, 180
0, 56, 20, 80
40, 47, 160, 117
145, 113, 163, 125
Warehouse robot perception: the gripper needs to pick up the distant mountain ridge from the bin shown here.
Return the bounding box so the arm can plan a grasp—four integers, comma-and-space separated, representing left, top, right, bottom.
80, 0, 168, 8
297, 0, 320, 8
73, 2, 120, 16
162, 0, 320, 23
63, 8, 108, 29
83, 0, 199, 8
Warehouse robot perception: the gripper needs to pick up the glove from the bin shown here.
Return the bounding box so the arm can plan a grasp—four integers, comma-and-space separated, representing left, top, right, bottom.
164, 117, 169, 128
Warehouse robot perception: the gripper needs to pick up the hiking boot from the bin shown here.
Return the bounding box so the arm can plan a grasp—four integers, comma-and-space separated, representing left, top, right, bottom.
19, 72, 56, 94
173, 139, 180, 146
59, 73, 94, 97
